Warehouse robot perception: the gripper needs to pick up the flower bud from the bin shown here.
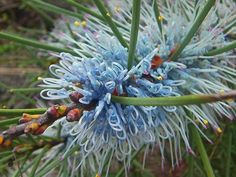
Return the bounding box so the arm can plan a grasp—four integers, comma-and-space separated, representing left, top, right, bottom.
69, 92, 83, 103
66, 108, 83, 122
24, 122, 40, 133
19, 113, 40, 124
34, 124, 49, 135
151, 55, 163, 69
47, 105, 68, 118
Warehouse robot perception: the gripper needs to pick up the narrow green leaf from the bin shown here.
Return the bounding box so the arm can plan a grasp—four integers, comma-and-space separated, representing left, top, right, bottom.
92, 0, 128, 48
0, 32, 77, 55
0, 117, 20, 127
66, 0, 104, 21
0, 151, 12, 157
12, 152, 33, 177
180, 3, 191, 22
26, 1, 54, 26
0, 154, 14, 164
204, 41, 236, 56
10, 88, 43, 94
224, 17, 236, 34
26, 134, 38, 145
0, 108, 46, 116
111, 91, 236, 106
35, 157, 61, 177
127, 0, 141, 70
153, 0, 163, 34
60, 160, 70, 177
66, 22, 76, 40
62, 145, 80, 159
225, 131, 232, 177
191, 126, 215, 177
27, 0, 83, 19
186, 123, 194, 177
57, 124, 62, 139
35, 149, 62, 175
29, 146, 49, 177
169, 0, 215, 61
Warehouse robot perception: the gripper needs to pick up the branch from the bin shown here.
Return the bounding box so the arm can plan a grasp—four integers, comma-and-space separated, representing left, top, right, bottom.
0, 92, 99, 147
0, 104, 74, 147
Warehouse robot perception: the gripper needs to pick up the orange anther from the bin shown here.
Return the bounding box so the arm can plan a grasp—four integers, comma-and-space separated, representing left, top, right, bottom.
156, 76, 163, 80
74, 21, 80, 27
158, 15, 164, 21
0, 135, 4, 145
81, 21, 87, 27
216, 127, 222, 134
203, 119, 209, 126
115, 6, 121, 13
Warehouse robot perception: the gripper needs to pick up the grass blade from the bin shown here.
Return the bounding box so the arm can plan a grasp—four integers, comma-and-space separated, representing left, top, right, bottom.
0, 32, 77, 55
66, 0, 104, 21
10, 88, 43, 94
127, 0, 141, 70
225, 131, 232, 177
12, 152, 33, 177
111, 90, 236, 106
35, 157, 61, 177
26, 0, 82, 19
224, 17, 236, 34
29, 146, 49, 177
0, 108, 46, 116
92, 0, 128, 48
204, 41, 236, 56
169, 0, 215, 61
0, 117, 20, 127
191, 126, 215, 177
26, 1, 54, 26
153, 0, 163, 34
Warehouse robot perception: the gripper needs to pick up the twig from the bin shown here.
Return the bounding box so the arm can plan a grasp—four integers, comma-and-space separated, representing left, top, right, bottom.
0, 104, 76, 144
0, 91, 97, 146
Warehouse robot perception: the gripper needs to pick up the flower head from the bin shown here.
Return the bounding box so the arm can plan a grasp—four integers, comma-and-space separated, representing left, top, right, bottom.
40, 0, 235, 175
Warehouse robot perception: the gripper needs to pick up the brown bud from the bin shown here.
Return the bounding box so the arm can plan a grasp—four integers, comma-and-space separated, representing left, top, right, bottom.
66, 108, 83, 122
34, 124, 49, 135
19, 113, 40, 124
69, 92, 83, 103
57, 105, 68, 116
47, 105, 68, 118
47, 105, 60, 118
151, 55, 163, 69
112, 88, 119, 96
24, 122, 40, 134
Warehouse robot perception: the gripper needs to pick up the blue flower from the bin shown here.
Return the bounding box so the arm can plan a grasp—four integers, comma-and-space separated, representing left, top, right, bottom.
41, 0, 236, 175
